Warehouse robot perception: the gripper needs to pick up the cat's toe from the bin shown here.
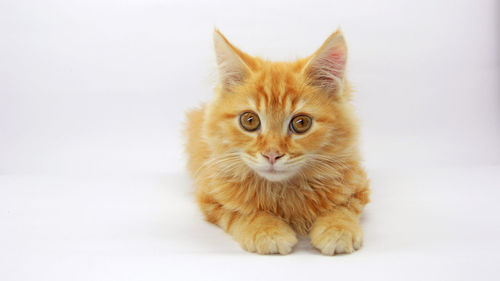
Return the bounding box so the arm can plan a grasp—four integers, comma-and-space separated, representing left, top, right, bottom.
310, 225, 362, 255
256, 230, 297, 254
240, 226, 298, 255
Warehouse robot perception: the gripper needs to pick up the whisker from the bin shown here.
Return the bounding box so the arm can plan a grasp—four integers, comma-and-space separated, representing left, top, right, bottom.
194, 151, 242, 177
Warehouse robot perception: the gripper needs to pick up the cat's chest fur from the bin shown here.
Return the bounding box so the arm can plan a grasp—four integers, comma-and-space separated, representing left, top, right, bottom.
206, 175, 353, 234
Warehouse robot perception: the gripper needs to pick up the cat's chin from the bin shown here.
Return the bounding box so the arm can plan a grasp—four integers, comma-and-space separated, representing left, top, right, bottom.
254, 169, 295, 182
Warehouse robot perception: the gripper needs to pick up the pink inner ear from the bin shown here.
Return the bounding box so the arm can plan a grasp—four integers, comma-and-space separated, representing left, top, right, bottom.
311, 46, 346, 82
307, 44, 346, 94
325, 47, 346, 74
328, 52, 345, 67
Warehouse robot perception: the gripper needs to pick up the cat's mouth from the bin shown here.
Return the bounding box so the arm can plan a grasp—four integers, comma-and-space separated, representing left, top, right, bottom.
254, 167, 295, 182
240, 153, 299, 182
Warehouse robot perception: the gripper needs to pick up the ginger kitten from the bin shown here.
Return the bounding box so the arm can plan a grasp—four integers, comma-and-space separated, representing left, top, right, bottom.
184, 29, 370, 255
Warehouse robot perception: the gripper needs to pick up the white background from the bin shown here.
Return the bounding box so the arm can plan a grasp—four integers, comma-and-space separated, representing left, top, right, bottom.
1, 0, 499, 280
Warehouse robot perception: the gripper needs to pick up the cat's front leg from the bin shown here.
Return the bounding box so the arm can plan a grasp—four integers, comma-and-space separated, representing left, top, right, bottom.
230, 212, 298, 255
309, 206, 363, 255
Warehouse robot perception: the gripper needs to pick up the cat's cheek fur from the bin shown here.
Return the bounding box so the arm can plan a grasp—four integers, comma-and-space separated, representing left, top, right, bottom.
293, 126, 329, 151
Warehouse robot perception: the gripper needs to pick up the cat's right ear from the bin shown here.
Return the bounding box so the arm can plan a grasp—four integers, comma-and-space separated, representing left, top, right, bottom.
302, 30, 348, 97
213, 30, 252, 91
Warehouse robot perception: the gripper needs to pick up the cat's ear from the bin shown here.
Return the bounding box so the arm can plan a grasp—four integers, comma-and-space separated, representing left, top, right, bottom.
213, 29, 253, 91
303, 30, 347, 96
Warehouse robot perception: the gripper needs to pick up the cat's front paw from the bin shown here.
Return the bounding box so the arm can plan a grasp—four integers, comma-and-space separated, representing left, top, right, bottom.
309, 221, 362, 255
237, 222, 298, 255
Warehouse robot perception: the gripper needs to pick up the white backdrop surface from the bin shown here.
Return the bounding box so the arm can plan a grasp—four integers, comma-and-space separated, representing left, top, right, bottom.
0, 0, 499, 280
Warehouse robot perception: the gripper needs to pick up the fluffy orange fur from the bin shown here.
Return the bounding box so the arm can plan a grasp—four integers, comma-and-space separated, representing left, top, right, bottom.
184, 29, 370, 255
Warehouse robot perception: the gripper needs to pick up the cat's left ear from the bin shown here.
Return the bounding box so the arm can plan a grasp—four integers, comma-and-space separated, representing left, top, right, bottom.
303, 30, 347, 96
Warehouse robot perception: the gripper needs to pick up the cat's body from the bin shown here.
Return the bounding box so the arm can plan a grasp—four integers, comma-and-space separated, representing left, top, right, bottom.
184, 30, 369, 255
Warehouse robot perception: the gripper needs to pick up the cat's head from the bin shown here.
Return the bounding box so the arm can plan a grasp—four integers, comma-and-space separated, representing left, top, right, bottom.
203, 30, 358, 182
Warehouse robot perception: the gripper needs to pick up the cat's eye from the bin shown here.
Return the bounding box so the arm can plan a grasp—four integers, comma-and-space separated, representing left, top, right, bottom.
239, 111, 260, 132
290, 115, 312, 134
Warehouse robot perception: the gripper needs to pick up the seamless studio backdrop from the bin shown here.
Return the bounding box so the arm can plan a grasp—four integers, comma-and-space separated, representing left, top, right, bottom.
1, 0, 499, 280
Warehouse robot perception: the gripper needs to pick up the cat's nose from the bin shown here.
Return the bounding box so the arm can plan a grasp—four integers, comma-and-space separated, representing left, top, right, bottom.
262, 151, 285, 165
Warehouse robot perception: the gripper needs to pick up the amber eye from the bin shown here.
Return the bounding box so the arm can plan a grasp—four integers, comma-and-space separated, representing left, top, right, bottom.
239, 112, 261, 132
290, 115, 312, 134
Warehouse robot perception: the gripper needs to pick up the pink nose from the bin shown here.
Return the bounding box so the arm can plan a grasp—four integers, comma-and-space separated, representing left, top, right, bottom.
262, 152, 285, 165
